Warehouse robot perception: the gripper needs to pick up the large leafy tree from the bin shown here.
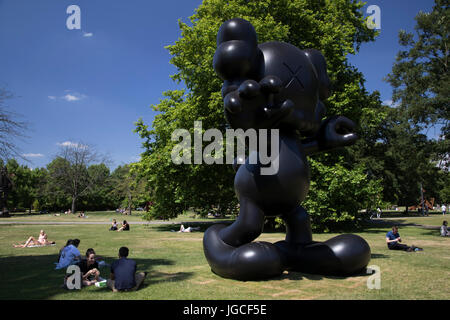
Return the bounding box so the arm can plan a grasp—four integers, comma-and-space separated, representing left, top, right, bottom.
109, 164, 150, 215
383, 0, 449, 205
135, 0, 384, 227
4, 159, 39, 213
385, 0, 449, 171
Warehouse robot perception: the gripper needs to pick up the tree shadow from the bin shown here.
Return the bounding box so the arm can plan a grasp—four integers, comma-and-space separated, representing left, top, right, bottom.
417, 229, 442, 237
0, 254, 191, 300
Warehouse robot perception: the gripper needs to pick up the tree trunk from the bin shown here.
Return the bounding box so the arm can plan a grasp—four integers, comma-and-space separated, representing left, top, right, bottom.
71, 197, 77, 214
128, 194, 132, 216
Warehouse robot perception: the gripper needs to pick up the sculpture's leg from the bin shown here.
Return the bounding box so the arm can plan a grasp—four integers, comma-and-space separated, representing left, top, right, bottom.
283, 206, 313, 245
275, 207, 371, 276
203, 197, 284, 280
219, 197, 265, 247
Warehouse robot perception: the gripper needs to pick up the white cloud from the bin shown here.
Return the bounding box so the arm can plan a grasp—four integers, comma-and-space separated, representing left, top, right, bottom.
83, 32, 94, 37
57, 141, 88, 149
22, 153, 44, 158
48, 91, 87, 102
63, 94, 81, 102
383, 99, 400, 108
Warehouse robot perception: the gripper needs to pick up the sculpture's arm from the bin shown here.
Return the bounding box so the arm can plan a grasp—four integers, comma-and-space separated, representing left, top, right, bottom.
301, 116, 358, 156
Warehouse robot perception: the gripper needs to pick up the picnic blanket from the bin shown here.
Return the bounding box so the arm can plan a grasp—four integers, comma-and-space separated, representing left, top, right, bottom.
16, 243, 56, 248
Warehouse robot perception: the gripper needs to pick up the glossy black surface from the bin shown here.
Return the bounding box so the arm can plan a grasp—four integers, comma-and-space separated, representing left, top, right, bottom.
204, 18, 371, 280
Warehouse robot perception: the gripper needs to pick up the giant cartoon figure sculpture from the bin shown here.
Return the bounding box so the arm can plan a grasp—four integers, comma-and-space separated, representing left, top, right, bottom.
203, 18, 371, 280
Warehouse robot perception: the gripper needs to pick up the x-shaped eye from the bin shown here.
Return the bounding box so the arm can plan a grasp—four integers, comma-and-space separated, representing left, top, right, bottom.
283, 62, 304, 90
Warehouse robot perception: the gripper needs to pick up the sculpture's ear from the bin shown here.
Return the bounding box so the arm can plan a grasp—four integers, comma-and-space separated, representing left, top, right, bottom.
216, 18, 258, 48
303, 49, 331, 100
213, 18, 264, 81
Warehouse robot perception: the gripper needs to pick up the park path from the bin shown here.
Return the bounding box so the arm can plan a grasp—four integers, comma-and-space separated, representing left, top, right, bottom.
0, 220, 232, 225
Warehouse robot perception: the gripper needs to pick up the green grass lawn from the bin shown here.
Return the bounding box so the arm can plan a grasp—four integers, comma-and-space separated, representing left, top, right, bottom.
0, 215, 449, 300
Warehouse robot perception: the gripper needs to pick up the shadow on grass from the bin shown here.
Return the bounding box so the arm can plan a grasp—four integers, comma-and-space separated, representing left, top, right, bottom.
273, 268, 372, 282
416, 229, 442, 237
370, 253, 390, 259
0, 254, 192, 300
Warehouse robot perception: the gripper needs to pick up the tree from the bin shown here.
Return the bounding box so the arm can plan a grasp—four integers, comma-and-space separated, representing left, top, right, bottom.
383, 0, 449, 206
385, 0, 449, 169
0, 88, 28, 162
79, 164, 113, 211
109, 164, 150, 215
47, 142, 109, 213
4, 159, 39, 213
135, 0, 384, 227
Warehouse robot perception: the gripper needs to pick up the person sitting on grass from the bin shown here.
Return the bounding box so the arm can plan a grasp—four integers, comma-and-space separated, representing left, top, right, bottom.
79, 248, 103, 287
117, 220, 130, 232
386, 226, 423, 252
110, 219, 118, 231
13, 230, 55, 248
55, 239, 81, 269
107, 247, 147, 292
440, 221, 449, 237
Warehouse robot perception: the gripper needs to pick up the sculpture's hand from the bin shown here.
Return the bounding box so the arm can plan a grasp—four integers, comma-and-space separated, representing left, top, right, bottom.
223, 76, 294, 130
319, 116, 358, 149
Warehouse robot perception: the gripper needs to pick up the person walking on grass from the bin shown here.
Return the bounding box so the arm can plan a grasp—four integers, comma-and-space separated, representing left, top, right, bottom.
107, 247, 147, 292
386, 226, 423, 252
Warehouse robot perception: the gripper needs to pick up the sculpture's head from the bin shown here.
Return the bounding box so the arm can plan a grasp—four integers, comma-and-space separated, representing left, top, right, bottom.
213, 18, 331, 136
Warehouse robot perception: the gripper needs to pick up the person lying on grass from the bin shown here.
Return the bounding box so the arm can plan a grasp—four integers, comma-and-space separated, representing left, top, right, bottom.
386, 226, 423, 252
13, 230, 55, 248
178, 224, 200, 233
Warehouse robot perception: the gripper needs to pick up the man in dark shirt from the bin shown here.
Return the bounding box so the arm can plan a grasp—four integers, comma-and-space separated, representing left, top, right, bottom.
107, 247, 147, 292
386, 226, 422, 252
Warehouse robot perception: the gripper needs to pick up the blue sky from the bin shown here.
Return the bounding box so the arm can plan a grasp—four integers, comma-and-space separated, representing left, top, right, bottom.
0, 0, 435, 170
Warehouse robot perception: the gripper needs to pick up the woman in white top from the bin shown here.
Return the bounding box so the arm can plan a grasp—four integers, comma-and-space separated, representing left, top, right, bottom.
13, 230, 54, 247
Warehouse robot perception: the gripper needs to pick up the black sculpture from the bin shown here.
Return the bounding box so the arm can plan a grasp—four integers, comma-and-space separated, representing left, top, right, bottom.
0, 167, 12, 218
203, 18, 371, 280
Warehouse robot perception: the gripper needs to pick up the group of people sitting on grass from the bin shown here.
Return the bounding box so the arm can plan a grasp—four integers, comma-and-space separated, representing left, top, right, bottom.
110, 219, 130, 231
55, 239, 146, 291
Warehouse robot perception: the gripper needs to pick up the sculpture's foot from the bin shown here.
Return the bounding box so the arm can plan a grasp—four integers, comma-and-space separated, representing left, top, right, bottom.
275, 234, 371, 276
203, 224, 284, 280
